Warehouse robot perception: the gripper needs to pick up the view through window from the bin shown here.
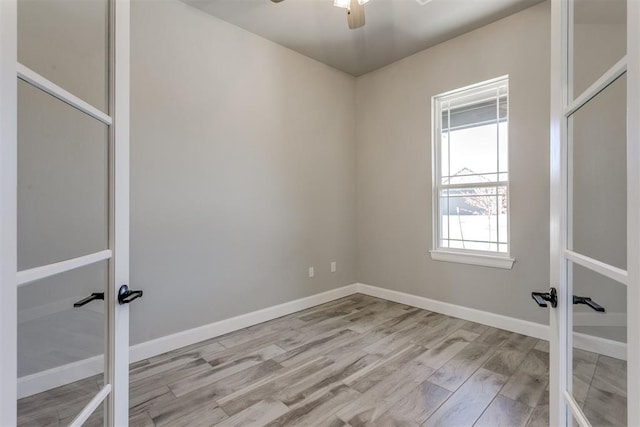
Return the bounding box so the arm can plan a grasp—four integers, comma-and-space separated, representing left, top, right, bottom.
433, 77, 509, 254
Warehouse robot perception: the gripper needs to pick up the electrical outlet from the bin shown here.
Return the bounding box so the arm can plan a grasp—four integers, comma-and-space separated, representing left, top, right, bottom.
308, 267, 314, 278
331, 262, 337, 273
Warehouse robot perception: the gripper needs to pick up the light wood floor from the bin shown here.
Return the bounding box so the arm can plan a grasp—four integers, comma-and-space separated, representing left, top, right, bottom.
17, 294, 625, 426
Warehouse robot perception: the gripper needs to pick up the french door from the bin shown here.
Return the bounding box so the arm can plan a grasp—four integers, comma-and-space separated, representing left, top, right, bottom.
549, 0, 640, 426
0, 0, 131, 425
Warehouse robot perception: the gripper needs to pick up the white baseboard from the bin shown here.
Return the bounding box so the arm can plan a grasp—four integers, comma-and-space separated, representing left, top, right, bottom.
17, 284, 358, 398
355, 283, 549, 340
17, 355, 104, 400
573, 311, 626, 327
355, 283, 627, 361
18, 282, 626, 398
573, 332, 626, 360
129, 284, 359, 363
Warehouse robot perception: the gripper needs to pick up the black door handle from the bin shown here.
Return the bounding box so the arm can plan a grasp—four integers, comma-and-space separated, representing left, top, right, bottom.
531, 287, 557, 308
573, 295, 605, 312
118, 284, 143, 305
74, 292, 104, 307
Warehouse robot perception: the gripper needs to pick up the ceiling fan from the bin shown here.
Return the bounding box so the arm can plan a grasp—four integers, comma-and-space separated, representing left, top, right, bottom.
270, 0, 369, 30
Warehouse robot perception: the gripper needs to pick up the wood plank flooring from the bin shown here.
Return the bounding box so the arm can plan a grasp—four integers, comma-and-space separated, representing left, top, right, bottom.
16, 294, 624, 426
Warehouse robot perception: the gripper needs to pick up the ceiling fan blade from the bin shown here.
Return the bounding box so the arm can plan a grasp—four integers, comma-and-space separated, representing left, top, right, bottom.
347, 0, 365, 29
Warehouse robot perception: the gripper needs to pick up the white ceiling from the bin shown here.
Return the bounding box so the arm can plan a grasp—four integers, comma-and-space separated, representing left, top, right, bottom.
182, 0, 544, 76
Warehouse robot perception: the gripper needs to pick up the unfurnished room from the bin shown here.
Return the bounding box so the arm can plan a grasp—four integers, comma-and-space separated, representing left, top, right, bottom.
0, 0, 638, 426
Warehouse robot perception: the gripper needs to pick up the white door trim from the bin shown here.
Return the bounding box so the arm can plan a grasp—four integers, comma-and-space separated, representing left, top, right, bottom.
0, 0, 17, 424
626, 0, 640, 423
107, 0, 131, 424
549, 0, 569, 425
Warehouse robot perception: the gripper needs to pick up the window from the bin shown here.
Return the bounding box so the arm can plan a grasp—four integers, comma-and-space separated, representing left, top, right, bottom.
430, 76, 514, 269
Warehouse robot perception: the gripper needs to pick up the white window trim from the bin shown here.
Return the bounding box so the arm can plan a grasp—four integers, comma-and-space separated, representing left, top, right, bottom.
430, 76, 515, 269
429, 249, 515, 269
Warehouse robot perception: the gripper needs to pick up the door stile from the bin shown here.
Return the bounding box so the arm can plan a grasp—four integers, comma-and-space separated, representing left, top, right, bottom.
550, 0, 569, 425
0, 0, 17, 424
627, 0, 640, 425
107, 0, 131, 425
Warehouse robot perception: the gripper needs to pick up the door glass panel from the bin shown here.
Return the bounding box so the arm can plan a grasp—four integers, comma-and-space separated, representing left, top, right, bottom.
572, 0, 626, 98
17, 0, 109, 112
17, 261, 107, 426
570, 74, 626, 270
570, 262, 627, 426
17, 80, 109, 271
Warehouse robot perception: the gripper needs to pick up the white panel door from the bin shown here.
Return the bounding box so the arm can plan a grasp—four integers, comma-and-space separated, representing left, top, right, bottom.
1, 0, 131, 425
548, 0, 639, 425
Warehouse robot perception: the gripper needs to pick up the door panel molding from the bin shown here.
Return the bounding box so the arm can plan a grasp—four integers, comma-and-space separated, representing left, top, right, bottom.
564, 250, 628, 286
69, 384, 111, 427
16, 250, 112, 286
17, 63, 112, 125
564, 57, 627, 118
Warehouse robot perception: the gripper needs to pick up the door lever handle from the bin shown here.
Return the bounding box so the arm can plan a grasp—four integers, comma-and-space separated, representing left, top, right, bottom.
118, 284, 143, 305
531, 287, 557, 308
573, 295, 605, 312
74, 292, 104, 307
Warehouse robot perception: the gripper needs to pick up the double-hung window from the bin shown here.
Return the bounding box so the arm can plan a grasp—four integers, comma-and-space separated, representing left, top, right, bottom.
430, 76, 514, 269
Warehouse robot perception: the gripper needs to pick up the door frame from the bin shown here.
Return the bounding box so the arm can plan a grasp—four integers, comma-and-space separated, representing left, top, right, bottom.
626, 0, 640, 424
549, 0, 567, 424
549, 0, 640, 425
0, 0, 130, 424
108, 0, 131, 424
0, 0, 18, 424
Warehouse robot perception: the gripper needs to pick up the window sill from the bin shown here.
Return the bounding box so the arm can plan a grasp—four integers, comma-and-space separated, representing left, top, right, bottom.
429, 250, 515, 270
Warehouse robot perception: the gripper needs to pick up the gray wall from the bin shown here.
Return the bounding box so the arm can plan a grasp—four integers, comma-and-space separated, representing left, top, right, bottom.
355, 1, 551, 325
129, 0, 357, 344
16, 0, 357, 374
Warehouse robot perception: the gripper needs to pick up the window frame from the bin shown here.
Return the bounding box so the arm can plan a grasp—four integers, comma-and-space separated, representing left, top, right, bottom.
430, 76, 515, 269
